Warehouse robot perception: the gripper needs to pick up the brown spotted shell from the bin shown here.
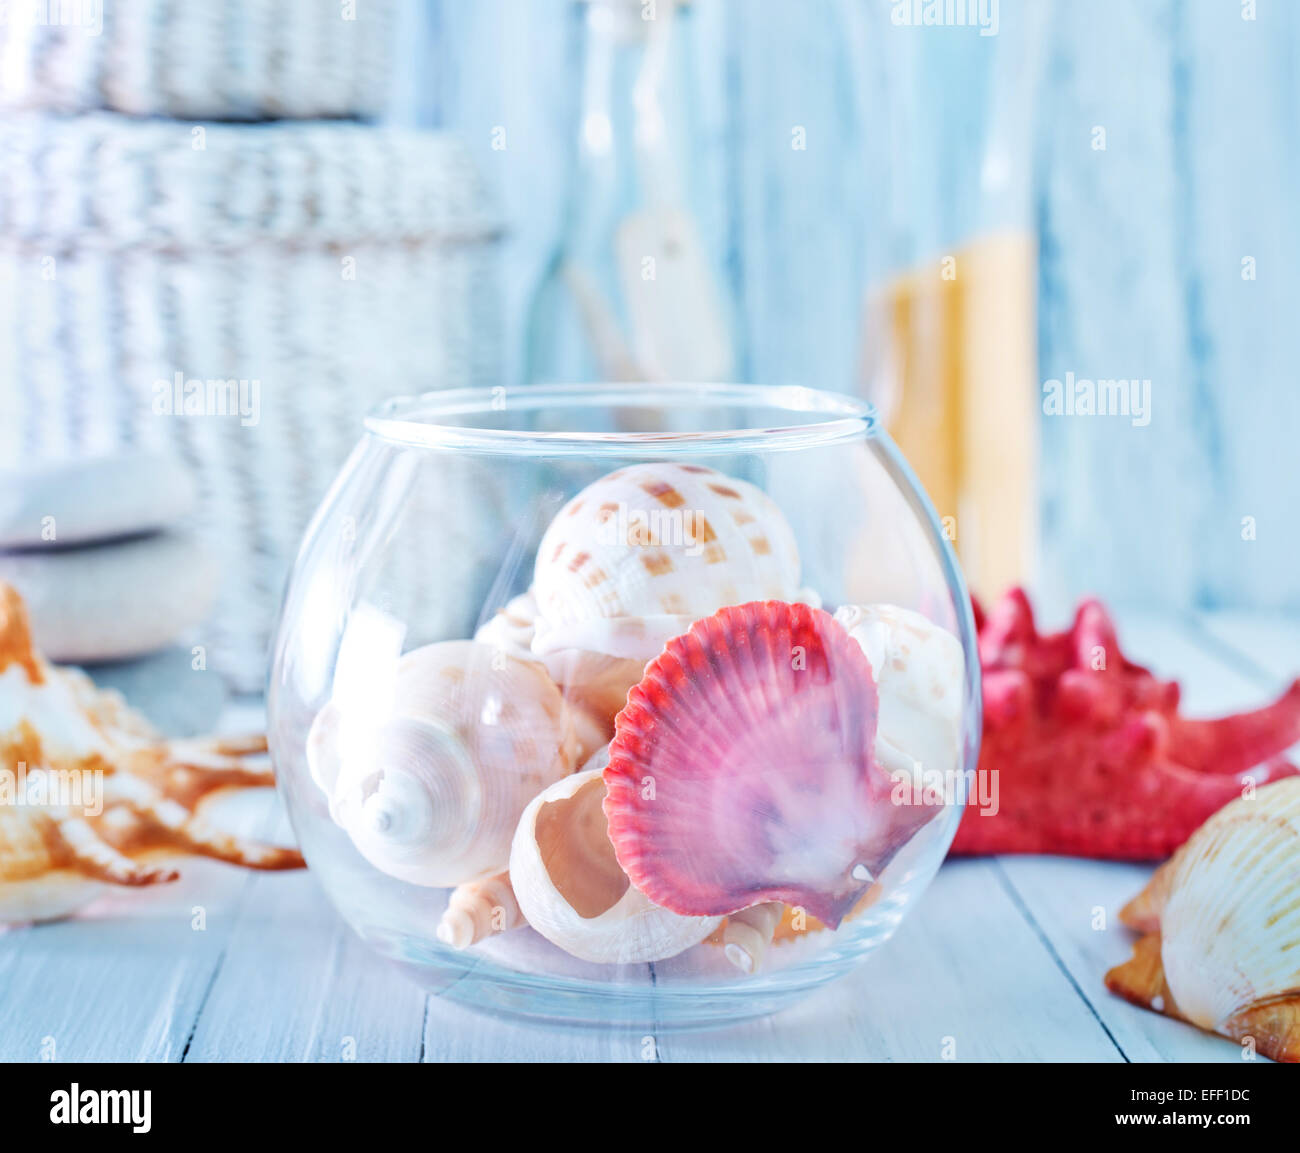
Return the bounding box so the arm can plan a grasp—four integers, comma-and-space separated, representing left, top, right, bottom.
531, 463, 811, 665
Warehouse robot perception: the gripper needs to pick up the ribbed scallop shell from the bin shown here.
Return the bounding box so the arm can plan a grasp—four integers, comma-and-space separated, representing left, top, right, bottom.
604, 601, 943, 927
834, 604, 966, 784
1159, 778, 1300, 1032
509, 769, 721, 964
532, 463, 812, 664
317, 641, 578, 888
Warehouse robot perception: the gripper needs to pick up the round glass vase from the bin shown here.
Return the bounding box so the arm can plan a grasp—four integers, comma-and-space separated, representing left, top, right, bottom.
269, 383, 980, 1028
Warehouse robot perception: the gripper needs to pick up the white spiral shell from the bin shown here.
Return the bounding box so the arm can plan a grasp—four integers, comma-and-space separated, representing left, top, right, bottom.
309, 641, 579, 888
509, 768, 721, 964
532, 462, 814, 666
834, 603, 965, 786
1159, 778, 1300, 1032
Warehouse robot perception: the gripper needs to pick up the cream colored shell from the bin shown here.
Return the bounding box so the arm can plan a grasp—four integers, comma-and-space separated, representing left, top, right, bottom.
532, 462, 813, 665
472, 590, 540, 664
1159, 778, 1300, 1032
312, 641, 578, 888
509, 769, 721, 964
471, 592, 618, 761
834, 603, 965, 786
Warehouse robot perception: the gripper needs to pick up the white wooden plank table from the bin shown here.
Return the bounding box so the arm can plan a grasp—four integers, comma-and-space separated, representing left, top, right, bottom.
2, 611, 1295, 1062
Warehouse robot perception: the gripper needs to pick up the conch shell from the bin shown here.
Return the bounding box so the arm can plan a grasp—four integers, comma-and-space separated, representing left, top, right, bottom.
1106, 778, 1300, 1062
509, 768, 721, 964
308, 640, 579, 888
529, 462, 817, 723
0, 584, 302, 925
834, 603, 966, 784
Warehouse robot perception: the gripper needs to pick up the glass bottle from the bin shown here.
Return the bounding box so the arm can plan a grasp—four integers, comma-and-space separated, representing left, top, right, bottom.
522, 0, 734, 390
853, 3, 1045, 600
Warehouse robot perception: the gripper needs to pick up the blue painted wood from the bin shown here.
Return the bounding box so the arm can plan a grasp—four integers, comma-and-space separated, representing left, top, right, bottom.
387, 0, 1300, 611
1035, 0, 1300, 615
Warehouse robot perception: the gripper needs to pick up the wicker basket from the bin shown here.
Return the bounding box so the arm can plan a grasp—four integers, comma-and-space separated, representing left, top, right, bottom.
0, 113, 502, 689
0, 0, 394, 120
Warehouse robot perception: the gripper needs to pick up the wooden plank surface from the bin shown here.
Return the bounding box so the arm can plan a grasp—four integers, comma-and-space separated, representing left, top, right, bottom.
2, 614, 1295, 1060
659, 858, 1122, 1063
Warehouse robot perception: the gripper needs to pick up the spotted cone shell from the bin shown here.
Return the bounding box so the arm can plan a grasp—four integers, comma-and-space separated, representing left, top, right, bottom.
532, 463, 812, 665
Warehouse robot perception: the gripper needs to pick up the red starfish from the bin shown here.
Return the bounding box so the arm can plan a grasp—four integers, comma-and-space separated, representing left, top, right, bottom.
952, 588, 1300, 859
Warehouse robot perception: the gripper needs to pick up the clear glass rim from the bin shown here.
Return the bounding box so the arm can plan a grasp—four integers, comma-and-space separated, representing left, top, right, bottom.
363, 382, 878, 456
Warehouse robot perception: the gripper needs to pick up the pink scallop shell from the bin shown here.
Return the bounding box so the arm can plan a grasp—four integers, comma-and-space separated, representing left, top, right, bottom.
603, 601, 940, 927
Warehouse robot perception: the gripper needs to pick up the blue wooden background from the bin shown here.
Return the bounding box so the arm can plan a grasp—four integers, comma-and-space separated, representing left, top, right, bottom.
388, 0, 1300, 614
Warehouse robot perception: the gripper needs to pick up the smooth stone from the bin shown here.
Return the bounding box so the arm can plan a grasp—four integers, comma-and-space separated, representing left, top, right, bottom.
0, 531, 217, 663
0, 453, 197, 549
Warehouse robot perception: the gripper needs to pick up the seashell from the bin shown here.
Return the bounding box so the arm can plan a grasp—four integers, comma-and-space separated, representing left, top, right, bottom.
313, 640, 579, 888
472, 590, 541, 665
722, 902, 784, 974
509, 768, 721, 964
473, 589, 623, 761
0, 783, 178, 924
604, 601, 944, 928
833, 603, 965, 784
0, 583, 302, 925
531, 462, 816, 673
1106, 778, 1300, 1062
436, 870, 524, 949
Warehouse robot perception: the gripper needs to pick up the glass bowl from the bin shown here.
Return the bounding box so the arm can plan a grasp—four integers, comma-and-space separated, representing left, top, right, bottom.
269, 383, 980, 1028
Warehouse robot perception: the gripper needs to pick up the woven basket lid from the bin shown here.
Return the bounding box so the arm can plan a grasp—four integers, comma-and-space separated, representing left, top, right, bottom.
0, 0, 395, 121
0, 113, 501, 253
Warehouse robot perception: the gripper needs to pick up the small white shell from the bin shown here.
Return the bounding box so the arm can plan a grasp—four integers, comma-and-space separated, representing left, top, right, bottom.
472, 590, 540, 665
532, 463, 813, 665
1159, 778, 1300, 1032
472, 590, 623, 757
436, 870, 524, 949
834, 604, 965, 784
509, 769, 721, 964
722, 901, 784, 974
312, 641, 578, 888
